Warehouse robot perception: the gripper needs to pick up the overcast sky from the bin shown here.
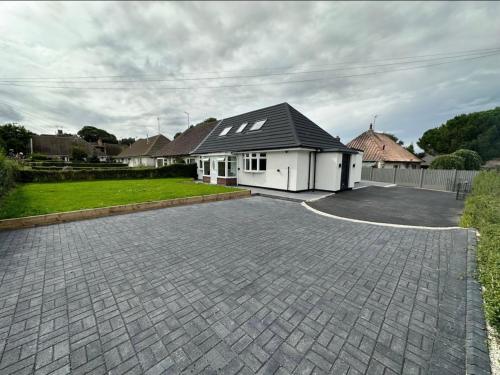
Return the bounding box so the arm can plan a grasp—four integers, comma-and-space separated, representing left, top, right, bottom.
0, 1, 499, 149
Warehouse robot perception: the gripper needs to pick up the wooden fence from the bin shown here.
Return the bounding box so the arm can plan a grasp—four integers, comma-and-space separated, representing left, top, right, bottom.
361, 167, 479, 192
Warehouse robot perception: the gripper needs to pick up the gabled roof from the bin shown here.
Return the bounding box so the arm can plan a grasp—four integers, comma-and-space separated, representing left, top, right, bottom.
193, 102, 352, 154
153, 120, 219, 157
32, 135, 97, 157
117, 134, 170, 158
347, 128, 422, 163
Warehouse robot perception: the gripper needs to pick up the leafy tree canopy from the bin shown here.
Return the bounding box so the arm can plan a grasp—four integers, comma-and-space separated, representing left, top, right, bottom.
453, 149, 482, 170
174, 132, 183, 139
405, 143, 415, 154
119, 137, 135, 146
77, 126, 118, 144
0, 123, 35, 154
71, 146, 88, 161
429, 154, 465, 170
417, 107, 500, 161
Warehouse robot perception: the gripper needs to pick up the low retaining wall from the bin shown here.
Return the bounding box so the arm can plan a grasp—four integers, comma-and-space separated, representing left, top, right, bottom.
0, 190, 250, 230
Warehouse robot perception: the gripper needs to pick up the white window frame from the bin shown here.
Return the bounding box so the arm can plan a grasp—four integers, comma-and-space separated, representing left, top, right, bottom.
202, 158, 210, 176
243, 152, 267, 172
219, 126, 232, 136
249, 119, 267, 131
156, 158, 165, 168
236, 122, 248, 133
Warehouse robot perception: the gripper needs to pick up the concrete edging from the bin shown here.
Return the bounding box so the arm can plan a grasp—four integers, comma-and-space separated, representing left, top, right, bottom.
0, 190, 251, 230
465, 229, 492, 374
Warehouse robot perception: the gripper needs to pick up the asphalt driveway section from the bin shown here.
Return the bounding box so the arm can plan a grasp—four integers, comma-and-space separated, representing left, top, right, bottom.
0, 197, 486, 374
308, 186, 465, 227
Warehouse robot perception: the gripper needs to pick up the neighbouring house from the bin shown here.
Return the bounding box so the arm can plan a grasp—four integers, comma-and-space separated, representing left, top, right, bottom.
152, 120, 218, 167
192, 102, 362, 192
347, 124, 422, 169
30, 134, 99, 161
91, 139, 125, 162
115, 134, 170, 167
420, 153, 437, 169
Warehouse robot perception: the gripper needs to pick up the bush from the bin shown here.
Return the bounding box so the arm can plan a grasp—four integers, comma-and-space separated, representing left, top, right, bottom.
461, 171, 500, 332
16, 163, 197, 183
27, 161, 127, 168
452, 149, 482, 170
429, 154, 465, 170
0, 149, 18, 197
71, 146, 88, 161
29, 153, 49, 161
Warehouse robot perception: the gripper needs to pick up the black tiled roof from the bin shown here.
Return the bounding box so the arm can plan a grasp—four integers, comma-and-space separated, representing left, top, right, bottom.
193, 103, 352, 154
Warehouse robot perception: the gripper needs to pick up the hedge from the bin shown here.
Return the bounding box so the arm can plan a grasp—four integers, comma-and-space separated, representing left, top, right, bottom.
17, 163, 197, 183
30, 165, 133, 170
0, 152, 18, 197
452, 149, 482, 170
429, 154, 465, 169
461, 171, 500, 332
27, 161, 128, 168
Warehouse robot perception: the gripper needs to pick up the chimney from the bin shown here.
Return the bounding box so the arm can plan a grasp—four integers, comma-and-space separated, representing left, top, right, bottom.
369, 123, 373, 130
57, 129, 63, 135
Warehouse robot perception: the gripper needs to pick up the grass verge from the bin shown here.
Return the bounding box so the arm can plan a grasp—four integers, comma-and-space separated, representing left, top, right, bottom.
0, 178, 239, 219
461, 171, 500, 334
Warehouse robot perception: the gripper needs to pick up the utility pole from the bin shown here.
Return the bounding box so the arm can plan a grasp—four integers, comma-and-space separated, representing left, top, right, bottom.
184, 111, 190, 130
372, 114, 378, 129
157, 116, 160, 135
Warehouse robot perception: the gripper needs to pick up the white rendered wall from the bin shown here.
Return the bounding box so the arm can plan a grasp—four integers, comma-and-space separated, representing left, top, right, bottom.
315, 152, 342, 191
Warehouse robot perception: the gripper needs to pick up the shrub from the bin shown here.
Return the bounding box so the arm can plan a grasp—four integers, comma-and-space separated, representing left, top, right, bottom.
29, 153, 49, 161
17, 163, 197, 183
461, 171, 500, 332
27, 161, 127, 168
0, 149, 18, 197
71, 146, 88, 161
452, 149, 482, 170
429, 154, 465, 170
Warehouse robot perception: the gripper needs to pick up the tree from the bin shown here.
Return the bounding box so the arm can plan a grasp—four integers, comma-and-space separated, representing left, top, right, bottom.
119, 137, 135, 145
417, 107, 500, 161
77, 126, 118, 144
429, 155, 465, 170
382, 133, 404, 145
174, 132, 183, 139
0, 123, 35, 154
453, 149, 482, 170
71, 146, 88, 161
405, 143, 415, 154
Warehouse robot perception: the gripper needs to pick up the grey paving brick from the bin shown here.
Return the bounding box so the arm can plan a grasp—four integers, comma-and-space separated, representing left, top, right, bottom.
0, 197, 488, 374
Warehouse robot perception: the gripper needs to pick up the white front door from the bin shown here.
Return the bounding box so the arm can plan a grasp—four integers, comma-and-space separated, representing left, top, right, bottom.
210, 159, 218, 184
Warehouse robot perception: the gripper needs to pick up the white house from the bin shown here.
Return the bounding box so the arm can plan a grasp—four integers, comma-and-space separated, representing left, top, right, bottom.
192, 103, 363, 192
116, 134, 170, 167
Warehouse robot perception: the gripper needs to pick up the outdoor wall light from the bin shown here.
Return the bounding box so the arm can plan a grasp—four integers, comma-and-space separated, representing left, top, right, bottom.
353, 163, 356, 168
338, 163, 342, 168
277, 169, 280, 172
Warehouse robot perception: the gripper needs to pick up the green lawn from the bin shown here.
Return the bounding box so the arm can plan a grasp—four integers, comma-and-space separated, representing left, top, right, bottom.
0, 178, 240, 219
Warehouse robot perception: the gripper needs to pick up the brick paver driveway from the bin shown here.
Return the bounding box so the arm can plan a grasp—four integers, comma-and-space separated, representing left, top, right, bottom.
0, 197, 487, 374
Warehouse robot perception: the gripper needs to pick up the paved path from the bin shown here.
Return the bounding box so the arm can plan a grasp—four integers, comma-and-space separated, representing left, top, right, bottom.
309, 186, 464, 227
0, 197, 488, 374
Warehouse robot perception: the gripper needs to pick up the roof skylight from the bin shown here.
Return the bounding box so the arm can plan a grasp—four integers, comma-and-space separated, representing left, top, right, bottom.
236, 122, 248, 133
219, 126, 232, 136
249, 119, 267, 131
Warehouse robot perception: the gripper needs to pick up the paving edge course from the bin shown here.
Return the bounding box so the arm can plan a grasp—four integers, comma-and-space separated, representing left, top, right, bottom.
0, 190, 251, 230
466, 229, 492, 375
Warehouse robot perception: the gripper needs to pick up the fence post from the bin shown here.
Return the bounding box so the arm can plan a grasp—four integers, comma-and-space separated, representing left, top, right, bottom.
370, 167, 374, 181
419, 168, 424, 188
452, 169, 458, 191
393, 168, 397, 184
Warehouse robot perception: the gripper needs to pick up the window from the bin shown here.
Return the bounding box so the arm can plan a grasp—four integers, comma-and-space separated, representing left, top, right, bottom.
236, 122, 248, 133
244, 153, 267, 172
198, 159, 203, 168
185, 158, 195, 165
219, 127, 232, 136
157, 158, 164, 168
249, 119, 266, 131
203, 159, 210, 175
218, 161, 226, 177
228, 157, 236, 176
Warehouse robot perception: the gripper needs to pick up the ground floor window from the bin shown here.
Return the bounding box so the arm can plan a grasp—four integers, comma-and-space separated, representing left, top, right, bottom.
185, 158, 196, 165
244, 153, 266, 172
157, 158, 165, 167
228, 156, 236, 177
203, 159, 210, 175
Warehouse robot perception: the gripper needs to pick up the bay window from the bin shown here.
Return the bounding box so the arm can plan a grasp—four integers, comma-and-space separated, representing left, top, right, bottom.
244, 153, 266, 172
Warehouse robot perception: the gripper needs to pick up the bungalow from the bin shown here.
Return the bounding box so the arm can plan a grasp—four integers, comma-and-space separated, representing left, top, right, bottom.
116, 134, 170, 167
30, 134, 99, 161
91, 139, 125, 162
347, 124, 422, 169
152, 120, 218, 167
192, 103, 362, 192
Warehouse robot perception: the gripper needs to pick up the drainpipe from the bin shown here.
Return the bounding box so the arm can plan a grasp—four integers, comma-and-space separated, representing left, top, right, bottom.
312, 151, 318, 191
286, 167, 290, 191
307, 152, 311, 190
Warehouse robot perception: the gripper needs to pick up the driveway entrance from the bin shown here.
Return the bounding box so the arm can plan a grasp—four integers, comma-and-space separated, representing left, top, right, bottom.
308, 186, 464, 227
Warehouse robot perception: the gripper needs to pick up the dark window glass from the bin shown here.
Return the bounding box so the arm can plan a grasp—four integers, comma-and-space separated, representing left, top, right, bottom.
203, 161, 210, 175
259, 158, 267, 171
245, 158, 250, 170
218, 161, 226, 177
251, 158, 258, 170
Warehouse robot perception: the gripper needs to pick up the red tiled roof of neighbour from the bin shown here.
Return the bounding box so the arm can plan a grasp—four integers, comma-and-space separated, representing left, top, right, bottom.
347, 128, 422, 163
117, 134, 170, 158
153, 121, 218, 157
